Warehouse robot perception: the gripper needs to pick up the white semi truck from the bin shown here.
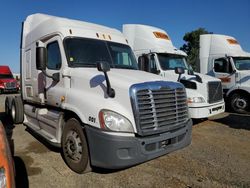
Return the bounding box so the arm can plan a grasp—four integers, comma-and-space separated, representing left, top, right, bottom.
199, 34, 250, 113
123, 24, 225, 119
5, 14, 192, 173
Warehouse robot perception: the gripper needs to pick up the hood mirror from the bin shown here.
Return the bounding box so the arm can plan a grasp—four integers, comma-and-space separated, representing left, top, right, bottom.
97, 61, 115, 98
175, 67, 185, 82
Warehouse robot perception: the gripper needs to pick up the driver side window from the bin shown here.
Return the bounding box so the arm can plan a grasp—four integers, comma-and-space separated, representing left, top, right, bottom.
214, 58, 232, 73
47, 41, 62, 70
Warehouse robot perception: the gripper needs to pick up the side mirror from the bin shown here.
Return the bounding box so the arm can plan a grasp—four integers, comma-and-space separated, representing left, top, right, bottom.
36, 46, 60, 82
175, 67, 185, 75
97, 61, 115, 98
36, 47, 47, 70
175, 67, 185, 82
97, 61, 110, 72
138, 56, 144, 70
138, 56, 149, 72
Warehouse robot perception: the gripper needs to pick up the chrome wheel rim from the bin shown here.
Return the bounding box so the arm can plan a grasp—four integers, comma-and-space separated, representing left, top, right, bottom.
234, 97, 247, 110
64, 130, 82, 162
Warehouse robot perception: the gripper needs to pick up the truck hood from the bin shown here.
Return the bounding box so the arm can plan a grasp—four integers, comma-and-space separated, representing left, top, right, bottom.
0, 78, 17, 83
69, 68, 165, 89
64, 68, 174, 131
108, 69, 165, 86
160, 70, 221, 83
159, 70, 223, 104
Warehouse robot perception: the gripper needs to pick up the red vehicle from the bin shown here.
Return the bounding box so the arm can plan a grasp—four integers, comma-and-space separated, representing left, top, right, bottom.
0, 124, 15, 188
0, 66, 19, 94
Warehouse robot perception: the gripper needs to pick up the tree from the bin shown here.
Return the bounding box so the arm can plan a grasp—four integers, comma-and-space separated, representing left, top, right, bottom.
180, 28, 212, 71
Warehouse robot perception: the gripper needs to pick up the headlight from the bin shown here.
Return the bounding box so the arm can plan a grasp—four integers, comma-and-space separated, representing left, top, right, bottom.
99, 110, 134, 133
187, 97, 205, 103
0, 167, 7, 188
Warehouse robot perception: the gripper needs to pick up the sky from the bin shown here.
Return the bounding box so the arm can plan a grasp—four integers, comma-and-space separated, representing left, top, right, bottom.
0, 0, 249, 73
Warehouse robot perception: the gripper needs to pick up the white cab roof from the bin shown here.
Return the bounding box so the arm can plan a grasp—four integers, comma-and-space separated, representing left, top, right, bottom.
200, 34, 250, 58
123, 24, 186, 56
22, 13, 127, 48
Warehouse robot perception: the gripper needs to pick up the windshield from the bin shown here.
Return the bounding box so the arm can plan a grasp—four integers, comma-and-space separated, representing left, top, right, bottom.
232, 57, 250, 70
64, 38, 138, 70
157, 53, 188, 70
0, 74, 13, 79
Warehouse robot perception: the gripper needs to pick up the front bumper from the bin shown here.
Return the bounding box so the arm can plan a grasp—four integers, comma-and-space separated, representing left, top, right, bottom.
188, 101, 225, 119
85, 119, 192, 169
0, 87, 19, 93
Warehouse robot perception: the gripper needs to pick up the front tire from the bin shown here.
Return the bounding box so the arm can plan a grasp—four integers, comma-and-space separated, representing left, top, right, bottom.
62, 118, 89, 174
229, 93, 249, 113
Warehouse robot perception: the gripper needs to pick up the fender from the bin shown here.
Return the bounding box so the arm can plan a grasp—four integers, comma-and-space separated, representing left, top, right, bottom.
226, 85, 250, 98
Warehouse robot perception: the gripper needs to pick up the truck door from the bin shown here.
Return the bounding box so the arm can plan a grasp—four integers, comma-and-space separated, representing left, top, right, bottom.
44, 36, 66, 107
213, 58, 235, 93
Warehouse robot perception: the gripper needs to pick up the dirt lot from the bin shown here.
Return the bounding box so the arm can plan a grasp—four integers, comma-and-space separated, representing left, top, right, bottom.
1, 94, 250, 188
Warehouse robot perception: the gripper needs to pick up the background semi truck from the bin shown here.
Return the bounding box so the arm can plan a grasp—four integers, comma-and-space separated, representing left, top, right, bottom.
199, 34, 250, 113
0, 65, 19, 94
123, 24, 225, 119
5, 14, 192, 173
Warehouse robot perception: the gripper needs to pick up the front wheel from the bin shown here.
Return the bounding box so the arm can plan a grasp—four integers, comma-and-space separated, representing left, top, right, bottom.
61, 118, 89, 174
229, 93, 249, 113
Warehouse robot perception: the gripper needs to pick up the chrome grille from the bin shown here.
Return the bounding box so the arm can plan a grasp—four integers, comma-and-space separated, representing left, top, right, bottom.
207, 81, 223, 104
5, 82, 16, 89
130, 81, 189, 136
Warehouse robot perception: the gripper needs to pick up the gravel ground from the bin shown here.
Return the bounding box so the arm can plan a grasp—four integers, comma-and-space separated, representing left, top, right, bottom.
1, 94, 250, 188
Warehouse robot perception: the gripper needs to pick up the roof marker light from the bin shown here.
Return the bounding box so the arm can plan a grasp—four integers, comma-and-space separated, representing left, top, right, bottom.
227, 39, 239, 45
153, 31, 170, 40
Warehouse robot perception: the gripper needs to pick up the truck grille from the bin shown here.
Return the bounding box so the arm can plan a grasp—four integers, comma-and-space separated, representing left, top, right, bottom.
130, 81, 189, 136
5, 82, 16, 89
207, 81, 223, 104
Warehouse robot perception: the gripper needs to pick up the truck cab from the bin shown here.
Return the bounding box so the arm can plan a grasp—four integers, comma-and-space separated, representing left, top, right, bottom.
5, 14, 192, 173
199, 34, 250, 113
0, 66, 19, 94
123, 24, 225, 119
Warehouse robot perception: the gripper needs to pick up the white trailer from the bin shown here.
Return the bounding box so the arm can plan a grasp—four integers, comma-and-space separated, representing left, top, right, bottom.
5, 14, 192, 173
123, 24, 225, 119
199, 34, 250, 113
